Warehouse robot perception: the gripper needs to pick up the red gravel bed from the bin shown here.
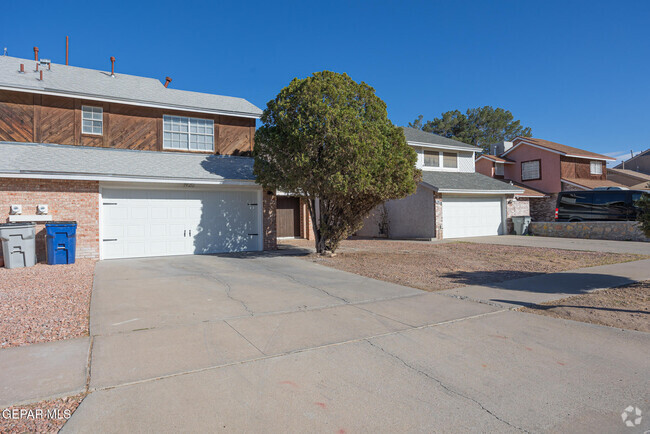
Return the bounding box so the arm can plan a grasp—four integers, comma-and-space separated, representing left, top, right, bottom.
0, 394, 84, 433
288, 239, 645, 291
0, 260, 95, 349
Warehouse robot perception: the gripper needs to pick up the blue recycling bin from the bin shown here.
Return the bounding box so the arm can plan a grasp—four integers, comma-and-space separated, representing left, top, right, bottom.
45, 221, 77, 265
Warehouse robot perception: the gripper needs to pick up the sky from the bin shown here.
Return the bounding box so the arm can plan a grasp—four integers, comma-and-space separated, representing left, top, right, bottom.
2, 1, 649, 165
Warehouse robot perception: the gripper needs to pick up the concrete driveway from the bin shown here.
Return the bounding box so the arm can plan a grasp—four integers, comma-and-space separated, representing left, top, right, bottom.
55, 253, 650, 433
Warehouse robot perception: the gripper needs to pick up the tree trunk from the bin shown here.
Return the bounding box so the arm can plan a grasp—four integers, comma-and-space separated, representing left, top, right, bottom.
307, 198, 325, 254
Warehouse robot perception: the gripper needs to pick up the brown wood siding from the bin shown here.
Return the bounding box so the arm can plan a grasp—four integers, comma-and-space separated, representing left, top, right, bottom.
560, 156, 606, 180
0, 90, 34, 142
0, 89, 255, 155
276, 196, 301, 237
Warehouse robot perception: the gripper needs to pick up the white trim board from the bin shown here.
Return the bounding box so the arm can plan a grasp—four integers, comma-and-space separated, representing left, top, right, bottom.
0, 172, 256, 186
408, 141, 478, 152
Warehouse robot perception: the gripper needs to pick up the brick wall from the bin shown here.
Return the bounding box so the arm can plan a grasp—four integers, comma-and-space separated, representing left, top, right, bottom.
299, 198, 315, 240
529, 195, 557, 222
433, 193, 443, 239
0, 178, 99, 261
506, 197, 530, 233
262, 190, 277, 250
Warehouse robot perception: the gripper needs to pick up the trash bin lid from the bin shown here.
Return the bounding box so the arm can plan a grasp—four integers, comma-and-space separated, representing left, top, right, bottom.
0, 222, 36, 228
45, 221, 77, 226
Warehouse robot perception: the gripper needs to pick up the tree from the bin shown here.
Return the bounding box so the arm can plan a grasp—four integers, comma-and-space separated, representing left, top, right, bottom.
410, 106, 532, 153
636, 189, 650, 237
254, 71, 420, 254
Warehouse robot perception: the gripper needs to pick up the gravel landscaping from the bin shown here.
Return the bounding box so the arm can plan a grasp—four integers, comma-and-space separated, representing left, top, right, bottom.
288, 239, 646, 291
0, 394, 84, 433
0, 260, 95, 349
522, 281, 650, 332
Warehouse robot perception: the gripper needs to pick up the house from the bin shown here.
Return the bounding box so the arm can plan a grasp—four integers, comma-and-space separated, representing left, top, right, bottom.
476, 137, 621, 221
614, 149, 650, 175
357, 128, 523, 239
607, 168, 650, 190
0, 52, 276, 261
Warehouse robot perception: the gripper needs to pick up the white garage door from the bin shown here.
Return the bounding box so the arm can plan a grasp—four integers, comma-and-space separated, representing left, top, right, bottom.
101, 187, 261, 259
442, 196, 504, 239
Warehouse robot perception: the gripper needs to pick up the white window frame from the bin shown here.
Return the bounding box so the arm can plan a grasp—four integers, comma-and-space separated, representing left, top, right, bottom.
420, 149, 460, 171
163, 115, 215, 152
81, 105, 103, 135
590, 160, 602, 175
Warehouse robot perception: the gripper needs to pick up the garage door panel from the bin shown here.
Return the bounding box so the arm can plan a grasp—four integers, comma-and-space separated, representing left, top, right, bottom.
101, 187, 260, 259
443, 196, 504, 239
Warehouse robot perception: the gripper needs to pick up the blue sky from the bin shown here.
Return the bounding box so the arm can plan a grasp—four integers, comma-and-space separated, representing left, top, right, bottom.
2, 1, 649, 164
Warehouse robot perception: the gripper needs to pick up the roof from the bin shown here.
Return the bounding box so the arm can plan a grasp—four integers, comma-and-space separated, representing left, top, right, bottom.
561, 178, 628, 190
420, 171, 523, 194
0, 55, 262, 118
476, 154, 515, 164
401, 127, 481, 151
614, 149, 650, 169
0, 142, 255, 184
501, 180, 547, 197
504, 137, 615, 161
607, 168, 650, 182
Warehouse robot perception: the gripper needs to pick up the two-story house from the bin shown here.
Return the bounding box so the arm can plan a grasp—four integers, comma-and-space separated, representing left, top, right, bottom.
357, 127, 523, 239
0, 52, 276, 261
476, 137, 620, 220
613, 149, 650, 175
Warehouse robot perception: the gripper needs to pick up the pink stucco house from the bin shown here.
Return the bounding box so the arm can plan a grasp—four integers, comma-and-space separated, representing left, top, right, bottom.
476, 137, 621, 221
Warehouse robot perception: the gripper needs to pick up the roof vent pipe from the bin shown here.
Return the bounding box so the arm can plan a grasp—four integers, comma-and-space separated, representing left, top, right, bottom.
66, 36, 69, 65
33, 46, 39, 61
110, 56, 115, 77
19, 64, 24, 73
39, 70, 43, 81
164, 76, 172, 88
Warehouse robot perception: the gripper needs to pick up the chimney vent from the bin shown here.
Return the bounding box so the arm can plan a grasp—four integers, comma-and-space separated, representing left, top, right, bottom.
39, 70, 43, 81
33, 46, 39, 61
164, 76, 172, 88
66, 36, 69, 65
110, 56, 115, 77
19, 64, 24, 73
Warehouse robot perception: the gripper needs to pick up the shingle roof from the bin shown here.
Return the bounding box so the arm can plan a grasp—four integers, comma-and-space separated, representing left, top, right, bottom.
501, 180, 547, 197
508, 137, 615, 161
561, 178, 627, 190
401, 127, 481, 151
420, 171, 523, 193
0, 142, 255, 183
476, 154, 515, 164
0, 56, 262, 118
608, 168, 650, 181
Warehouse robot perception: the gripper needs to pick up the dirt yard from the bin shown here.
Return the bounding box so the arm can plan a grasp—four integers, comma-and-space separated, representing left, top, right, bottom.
0, 260, 95, 349
522, 281, 649, 332
287, 239, 646, 291
0, 394, 84, 433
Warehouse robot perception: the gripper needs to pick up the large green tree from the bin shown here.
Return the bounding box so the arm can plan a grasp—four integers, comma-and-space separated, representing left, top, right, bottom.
254, 71, 420, 253
409, 106, 532, 152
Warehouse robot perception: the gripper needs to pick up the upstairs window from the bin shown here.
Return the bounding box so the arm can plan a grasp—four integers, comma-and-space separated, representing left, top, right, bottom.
82, 106, 103, 135
163, 115, 214, 151
590, 161, 603, 175
423, 150, 439, 167
443, 152, 458, 169
494, 163, 504, 176
521, 160, 541, 181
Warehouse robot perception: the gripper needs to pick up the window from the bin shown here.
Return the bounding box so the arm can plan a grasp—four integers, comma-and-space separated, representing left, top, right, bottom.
521, 160, 541, 181
82, 106, 103, 135
443, 152, 458, 169
163, 115, 214, 151
494, 163, 504, 176
423, 150, 439, 167
590, 161, 603, 175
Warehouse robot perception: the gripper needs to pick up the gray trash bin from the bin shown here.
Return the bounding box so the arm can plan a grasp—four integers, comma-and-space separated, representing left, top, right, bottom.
0, 222, 37, 269
511, 216, 532, 235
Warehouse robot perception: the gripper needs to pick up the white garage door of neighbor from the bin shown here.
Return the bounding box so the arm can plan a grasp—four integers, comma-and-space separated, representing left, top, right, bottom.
101, 187, 261, 259
442, 196, 504, 239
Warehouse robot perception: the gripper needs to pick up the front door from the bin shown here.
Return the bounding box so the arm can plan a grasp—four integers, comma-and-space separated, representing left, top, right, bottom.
276, 196, 301, 238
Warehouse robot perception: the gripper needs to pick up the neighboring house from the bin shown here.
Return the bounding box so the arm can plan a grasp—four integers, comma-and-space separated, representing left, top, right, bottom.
357, 128, 523, 239
476, 137, 621, 221
607, 168, 650, 190
0, 53, 276, 261
614, 149, 650, 175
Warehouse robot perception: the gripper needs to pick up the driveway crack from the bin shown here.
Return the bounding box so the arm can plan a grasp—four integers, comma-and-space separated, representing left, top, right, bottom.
212, 274, 255, 316
365, 340, 529, 433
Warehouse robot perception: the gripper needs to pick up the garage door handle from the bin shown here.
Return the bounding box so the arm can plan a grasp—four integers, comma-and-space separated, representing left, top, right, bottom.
184, 230, 186, 237
189, 229, 192, 237
248, 233, 258, 236
103, 202, 118, 205
103, 239, 117, 242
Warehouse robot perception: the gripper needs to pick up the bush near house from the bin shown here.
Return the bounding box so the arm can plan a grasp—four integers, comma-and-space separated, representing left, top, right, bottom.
636, 189, 650, 237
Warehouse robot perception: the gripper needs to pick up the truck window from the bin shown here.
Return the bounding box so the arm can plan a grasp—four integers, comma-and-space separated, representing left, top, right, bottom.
559, 192, 593, 209
592, 191, 626, 207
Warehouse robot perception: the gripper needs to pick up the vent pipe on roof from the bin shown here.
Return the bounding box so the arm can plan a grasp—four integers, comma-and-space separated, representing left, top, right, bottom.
164, 76, 172, 88
66, 36, 69, 65
19, 64, 24, 73
33, 46, 39, 61
110, 56, 115, 77
39, 70, 43, 81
